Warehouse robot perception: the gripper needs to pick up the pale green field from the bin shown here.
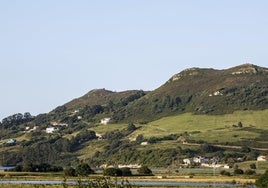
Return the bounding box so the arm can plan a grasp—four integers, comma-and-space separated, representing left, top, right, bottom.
235, 161, 268, 171
89, 123, 127, 134
129, 110, 268, 143
136, 140, 180, 151
78, 140, 107, 160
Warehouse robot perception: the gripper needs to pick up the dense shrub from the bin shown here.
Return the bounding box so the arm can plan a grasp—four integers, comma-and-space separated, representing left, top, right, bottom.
255, 170, 268, 188
244, 169, 256, 175
103, 168, 122, 176
250, 163, 256, 169
121, 167, 132, 176
137, 166, 152, 175
15, 163, 63, 172
64, 166, 76, 177
76, 163, 94, 176
234, 168, 244, 175
220, 170, 231, 176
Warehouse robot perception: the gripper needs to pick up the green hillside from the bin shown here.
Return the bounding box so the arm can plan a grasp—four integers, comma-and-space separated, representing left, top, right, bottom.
0, 64, 267, 168
113, 64, 268, 122
129, 110, 268, 144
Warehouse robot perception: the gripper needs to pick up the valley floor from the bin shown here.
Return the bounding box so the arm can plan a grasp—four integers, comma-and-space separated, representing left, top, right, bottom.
0, 171, 257, 187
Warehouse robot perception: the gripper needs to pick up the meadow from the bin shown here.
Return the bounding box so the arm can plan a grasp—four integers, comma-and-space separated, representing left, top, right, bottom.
128, 110, 268, 144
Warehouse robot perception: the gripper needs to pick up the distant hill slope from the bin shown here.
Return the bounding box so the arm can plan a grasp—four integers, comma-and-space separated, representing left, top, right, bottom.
1, 63, 267, 168
64, 89, 148, 110
49, 64, 267, 123
111, 64, 268, 122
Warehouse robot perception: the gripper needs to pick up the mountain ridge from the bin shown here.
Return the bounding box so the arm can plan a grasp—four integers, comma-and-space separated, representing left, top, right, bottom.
51, 63, 268, 123
105, 64, 267, 122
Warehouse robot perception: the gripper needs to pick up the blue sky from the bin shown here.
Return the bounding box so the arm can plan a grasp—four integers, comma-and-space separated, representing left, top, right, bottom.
0, 0, 267, 119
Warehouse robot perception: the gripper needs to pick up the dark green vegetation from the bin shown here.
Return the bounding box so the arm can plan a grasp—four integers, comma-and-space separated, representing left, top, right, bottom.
0, 64, 267, 171
255, 170, 268, 188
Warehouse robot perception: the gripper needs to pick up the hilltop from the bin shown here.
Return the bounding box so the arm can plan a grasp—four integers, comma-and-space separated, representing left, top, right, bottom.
0, 64, 267, 168
110, 64, 268, 122
50, 63, 268, 124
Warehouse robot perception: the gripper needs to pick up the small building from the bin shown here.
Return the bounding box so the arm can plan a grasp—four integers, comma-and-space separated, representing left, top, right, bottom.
101, 118, 111, 125
96, 133, 103, 140
140, 142, 148, 146
257, 155, 268, 161
193, 156, 208, 164
46, 127, 59, 134
7, 139, 16, 144
224, 164, 231, 169
183, 158, 193, 165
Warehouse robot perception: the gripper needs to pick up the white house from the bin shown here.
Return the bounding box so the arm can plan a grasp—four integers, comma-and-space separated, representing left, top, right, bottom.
183, 158, 193, 165
101, 118, 111, 125
224, 164, 231, 169
96, 133, 103, 140
51, 122, 68, 127
193, 156, 208, 164
257, 155, 268, 161
140, 142, 148, 146
46, 127, 59, 134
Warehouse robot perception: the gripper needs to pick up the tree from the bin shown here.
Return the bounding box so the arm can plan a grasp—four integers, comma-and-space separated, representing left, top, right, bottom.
126, 123, 137, 132
255, 170, 268, 188
121, 167, 132, 176
244, 169, 256, 175
250, 163, 256, 169
103, 168, 122, 176
76, 163, 94, 176
137, 166, 152, 175
64, 166, 76, 177
135, 134, 144, 144
220, 170, 231, 176
201, 143, 218, 153
234, 168, 244, 175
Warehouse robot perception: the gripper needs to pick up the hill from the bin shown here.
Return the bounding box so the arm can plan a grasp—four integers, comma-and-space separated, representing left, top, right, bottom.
112, 64, 268, 122
0, 63, 267, 168
64, 89, 148, 110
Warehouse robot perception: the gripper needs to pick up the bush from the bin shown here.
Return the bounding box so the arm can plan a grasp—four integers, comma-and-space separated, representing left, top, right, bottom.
250, 163, 256, 169
234, 168, 244, 175
76, 163, 94, 176
244, 169, 256, 175
255, 170, 268, 188
121, 167, 132, 176
64, 166, 76, 177
137, 166, 152, 175
220, 170, 231, 176
103, 168, 122, 176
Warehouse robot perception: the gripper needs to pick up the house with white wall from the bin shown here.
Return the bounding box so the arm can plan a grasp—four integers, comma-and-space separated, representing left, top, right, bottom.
101, 118, 111, 125
257, 155, 268, 161
46, 127, 59, 134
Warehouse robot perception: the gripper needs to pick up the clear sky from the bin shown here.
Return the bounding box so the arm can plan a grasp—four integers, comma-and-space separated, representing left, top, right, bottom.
0, 0, 267, 120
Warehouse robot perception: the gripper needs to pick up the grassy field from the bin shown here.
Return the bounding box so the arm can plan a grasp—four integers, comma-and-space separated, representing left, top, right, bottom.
129, 110, 268, 144
89, 123, 127, 134
235, 160, 268, 171
0, 172, 258, 188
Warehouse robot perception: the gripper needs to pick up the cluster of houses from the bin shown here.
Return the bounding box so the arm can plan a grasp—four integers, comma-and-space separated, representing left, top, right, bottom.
182, 155, 268, 168
24, 126, 38, 133
182, 156, 229, 168
209, 90, 223, 97
100, 118, 111, 125
99, 164, 142, 169
21, 115, 112, 135
45, 122, 69, 134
